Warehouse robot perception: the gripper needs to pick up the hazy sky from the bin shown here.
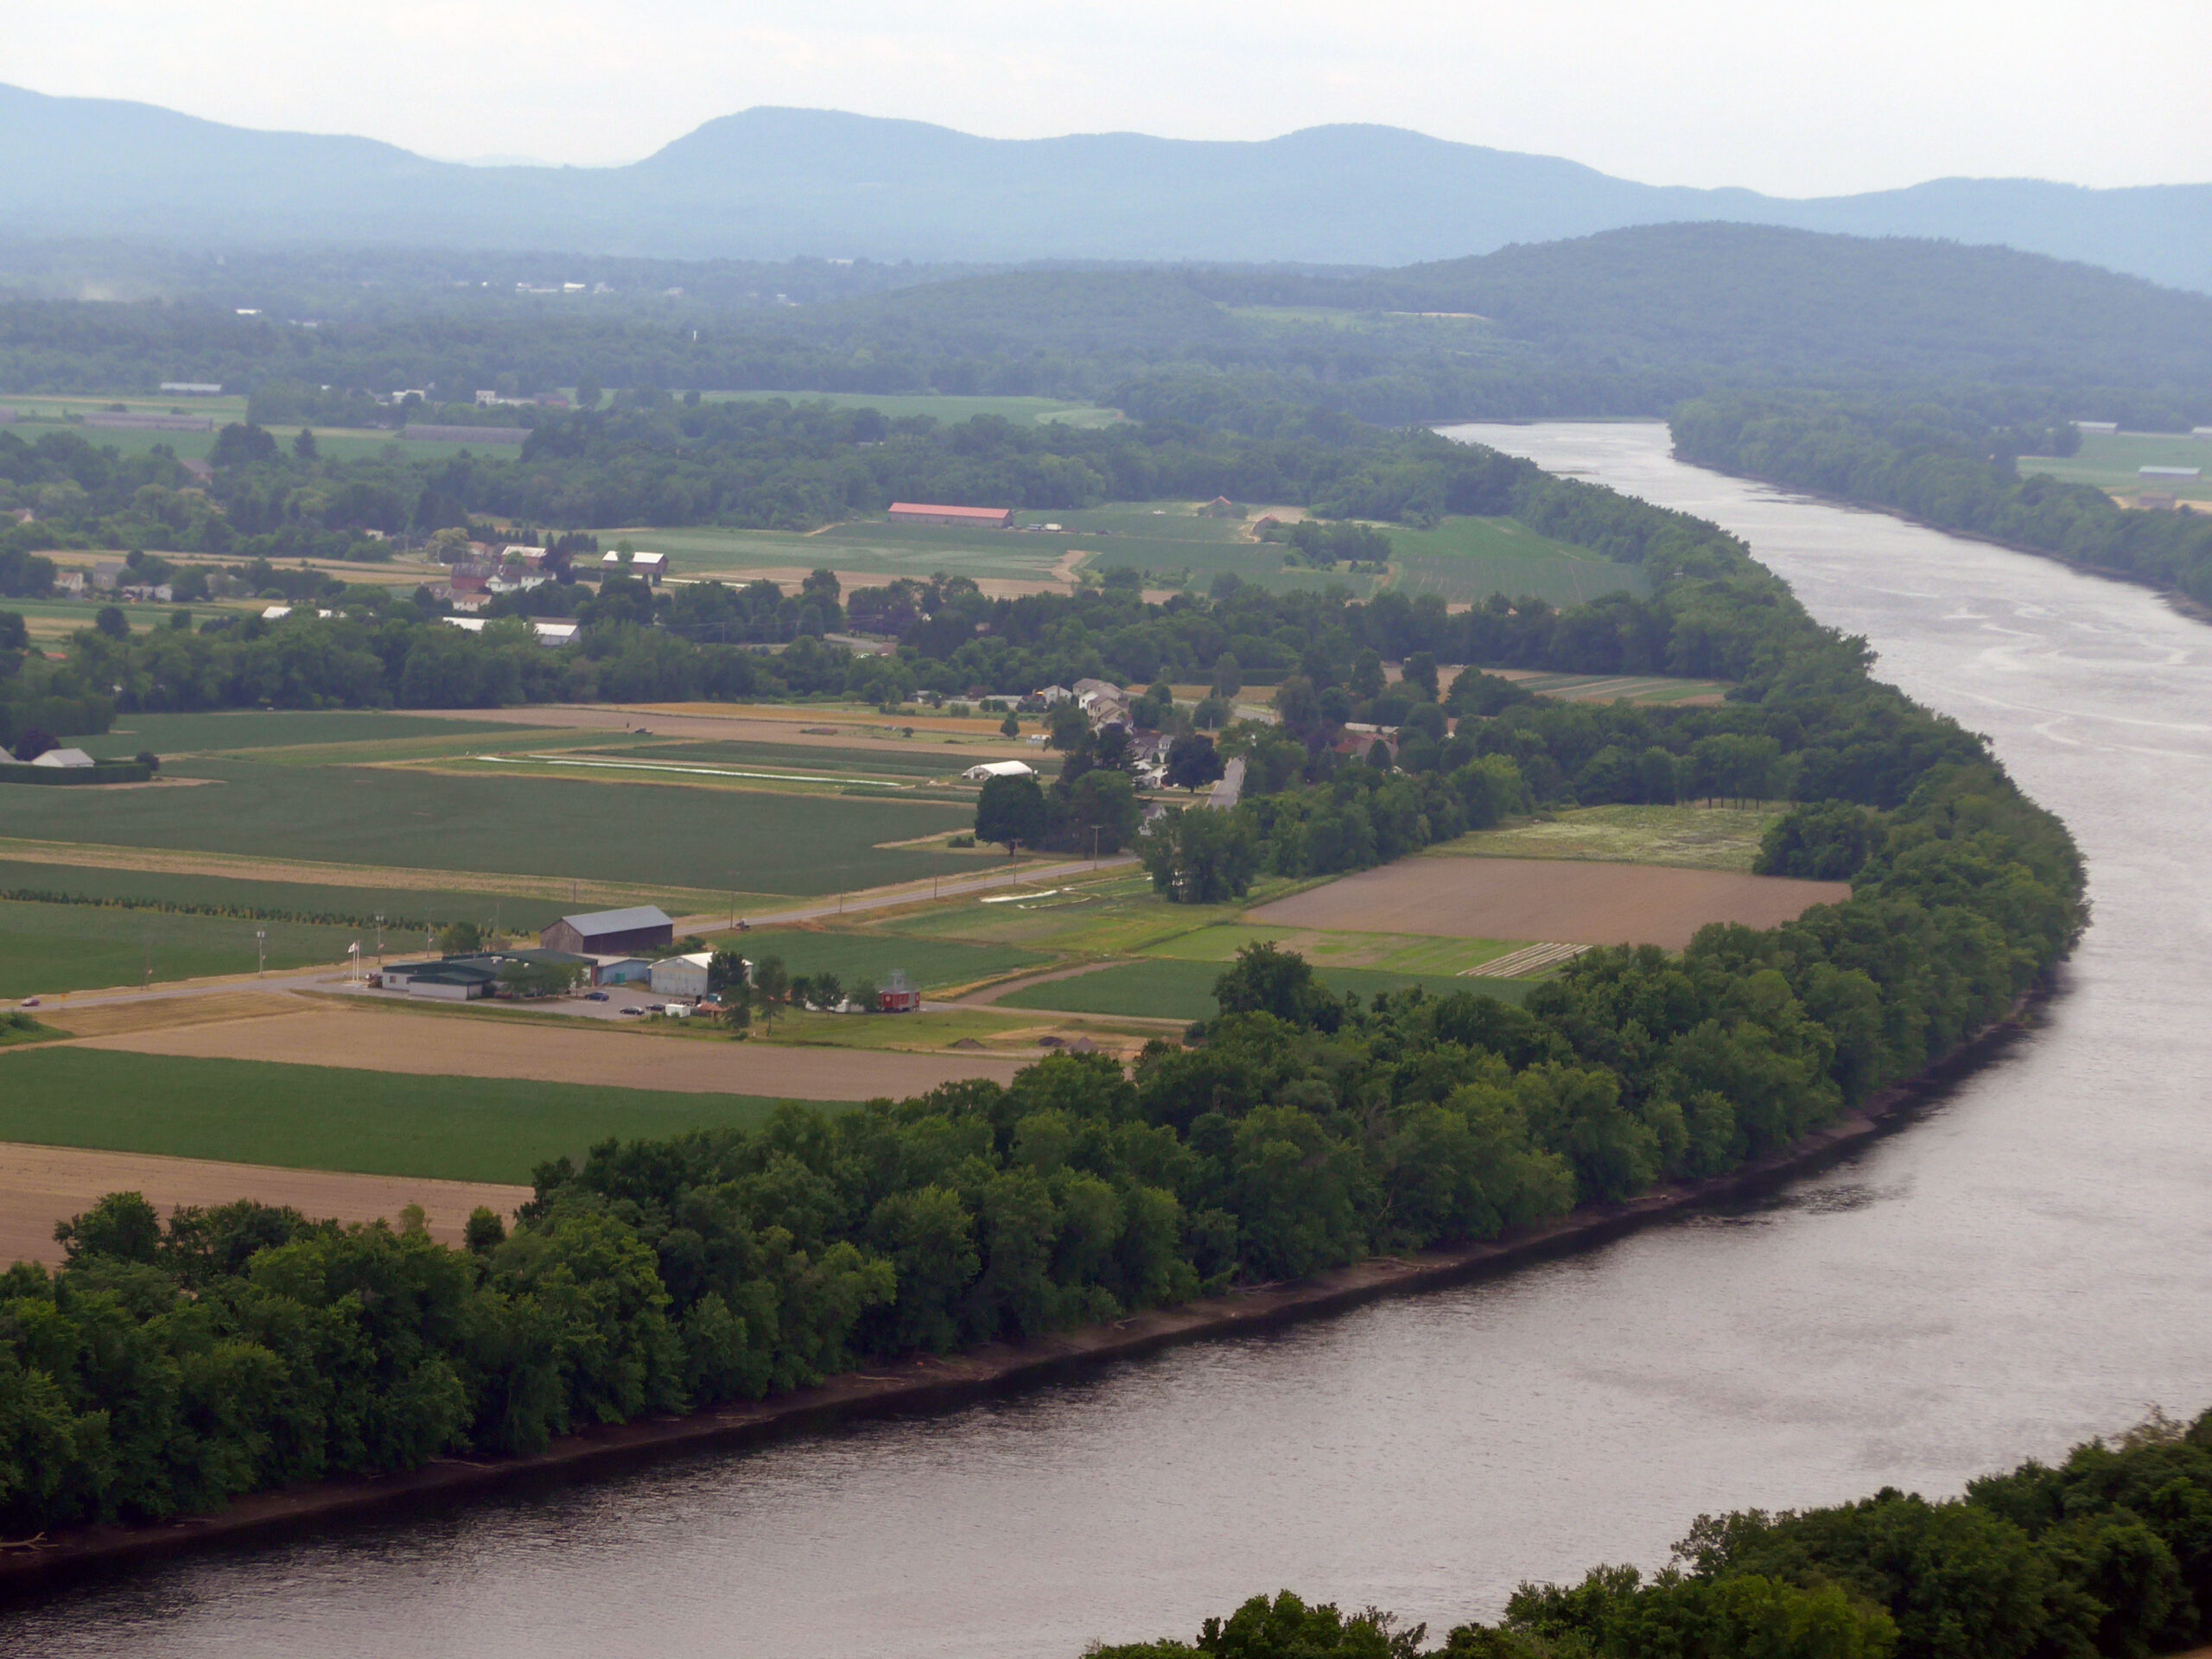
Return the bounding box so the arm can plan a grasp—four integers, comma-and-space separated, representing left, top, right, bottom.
13, 1, 2208, 194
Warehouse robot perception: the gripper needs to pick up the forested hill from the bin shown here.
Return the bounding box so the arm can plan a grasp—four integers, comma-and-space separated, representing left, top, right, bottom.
1192, 226, 2212, 397
0, 83, 2205, 289
5, 228, 2207, 432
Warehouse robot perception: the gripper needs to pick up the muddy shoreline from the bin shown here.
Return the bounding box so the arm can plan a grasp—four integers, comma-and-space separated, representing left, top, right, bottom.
0, 992, 2041, 1596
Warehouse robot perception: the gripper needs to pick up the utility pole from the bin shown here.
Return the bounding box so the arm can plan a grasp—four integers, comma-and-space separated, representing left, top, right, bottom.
373, 913, 385, 969
255, 929, 267, 978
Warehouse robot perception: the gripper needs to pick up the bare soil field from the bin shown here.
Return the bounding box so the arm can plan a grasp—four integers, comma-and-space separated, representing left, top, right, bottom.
75, 1002, 1026, 1098
1247, 857, 1850, 950
47, 990, 310, 1039
429, 702, 1041, 758
0, 1141, 530, 1267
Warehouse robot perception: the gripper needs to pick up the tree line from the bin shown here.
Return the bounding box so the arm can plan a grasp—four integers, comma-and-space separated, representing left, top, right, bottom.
1672, 394, 2212, 607
1090, 1404, 2212, 1659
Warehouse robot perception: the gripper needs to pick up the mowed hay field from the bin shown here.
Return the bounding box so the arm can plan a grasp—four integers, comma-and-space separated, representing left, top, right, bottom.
0, 757, 978, 896
994, 958, 1531, 1022
1248, 856, 1851, 950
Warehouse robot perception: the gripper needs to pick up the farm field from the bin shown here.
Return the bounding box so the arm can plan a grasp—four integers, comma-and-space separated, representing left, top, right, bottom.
85, 709, 541, 757
705, 390, 1119, 427
0, 898, 361, 996
1384, 517, 1651, 607
1437, 804, 1783, 871
1138, 921, 1521, 975
1498, 670, 1732, 705
735, 926, 1046, 992
68, 1001, 1024, 1103
3, 595, 262, 645
994, 958, 1529, 1021
594, 737, 1054, 781
1251, 855, 1851, 950
0, 413, 506, 465
0, 1045, 834, 1184
2022, 430, 2212, 505
0, 756, 979, 896
0, 1141, 532, 1268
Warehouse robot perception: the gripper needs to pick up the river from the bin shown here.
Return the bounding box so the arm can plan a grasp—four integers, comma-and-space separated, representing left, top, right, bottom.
10, 423, 2211, 1659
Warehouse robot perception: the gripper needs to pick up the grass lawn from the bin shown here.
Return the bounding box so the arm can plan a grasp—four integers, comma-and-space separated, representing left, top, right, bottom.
0, 899, 364, 995
995, 958, 1529, 1020
735, 926, 1046, 992
1503, 671, 1732, 706
1431, 804, 1784, 872
0, 758, 980, 895
0, 860, 575, 933
0, 1050, 835, 1183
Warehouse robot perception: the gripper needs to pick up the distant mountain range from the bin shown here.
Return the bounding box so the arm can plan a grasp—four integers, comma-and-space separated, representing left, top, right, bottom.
3, 84, 2207, 291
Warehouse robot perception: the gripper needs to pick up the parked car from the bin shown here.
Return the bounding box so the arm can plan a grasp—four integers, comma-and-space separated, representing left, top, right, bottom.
619, 1005, 645, 1017
20, 997, 40, 1007
583, 990, 609, 1001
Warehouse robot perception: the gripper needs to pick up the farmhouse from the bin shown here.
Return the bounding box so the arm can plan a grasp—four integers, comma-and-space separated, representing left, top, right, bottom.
887, 503, 1014, 528
650, 952, 715, 1000
542, 905, 674, 957
962, 760, 1038, 781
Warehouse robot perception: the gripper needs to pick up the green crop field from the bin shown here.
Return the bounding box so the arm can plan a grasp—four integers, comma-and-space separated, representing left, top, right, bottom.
739, 926, 1046, 991
704, 391, 1119, 428
0, 757, 978, 895
0, 859, 573, 934
995, 957, 1528, 1020
1384, 515, 1650, 607
0, 899, 363, 995
0, 1049, 834, 1183
2022, 431, 2212, 503
85, 709, 536, 759
1504, 671, 1732, 705
1139, 922, 1520, 975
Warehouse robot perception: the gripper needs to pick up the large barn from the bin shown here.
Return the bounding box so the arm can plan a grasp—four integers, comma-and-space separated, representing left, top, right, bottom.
887, 502, 1014, 528
541, 905, 675, 957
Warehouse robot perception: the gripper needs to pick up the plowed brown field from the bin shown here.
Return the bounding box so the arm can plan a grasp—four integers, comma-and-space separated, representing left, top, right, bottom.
74, 1003, 1025, 1097
1249, 856, 1849, 950
0, 1141, 529, 1267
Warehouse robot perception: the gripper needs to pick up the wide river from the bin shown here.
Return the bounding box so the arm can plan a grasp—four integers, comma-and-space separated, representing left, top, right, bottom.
10, 423, 2211, 1659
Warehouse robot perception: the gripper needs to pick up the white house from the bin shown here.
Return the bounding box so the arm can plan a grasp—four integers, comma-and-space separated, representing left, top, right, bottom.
962, 760, 1038, 781
649, 952, 715, 999
1031, 684, 1073, 705
532, 620, 580, 645
30, 748, 95, 768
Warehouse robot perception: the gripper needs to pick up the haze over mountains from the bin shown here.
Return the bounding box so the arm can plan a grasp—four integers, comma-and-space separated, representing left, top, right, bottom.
3, 83, 2207, 293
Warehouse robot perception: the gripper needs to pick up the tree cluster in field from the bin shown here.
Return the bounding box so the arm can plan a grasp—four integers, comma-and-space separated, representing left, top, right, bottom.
1090, 1406, 2212, 1659
1672, 394, 2212, 606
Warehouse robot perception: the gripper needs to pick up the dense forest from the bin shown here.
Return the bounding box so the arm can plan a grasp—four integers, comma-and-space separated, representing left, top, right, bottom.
1672, 395, 2212, 606
1090, 1403, 2212, 1659
3, 225, 2207, 429
0, 413, 2086, 1536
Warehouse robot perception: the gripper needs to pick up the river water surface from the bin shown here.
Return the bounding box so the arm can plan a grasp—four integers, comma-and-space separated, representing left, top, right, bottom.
10, 423, 2210, 1659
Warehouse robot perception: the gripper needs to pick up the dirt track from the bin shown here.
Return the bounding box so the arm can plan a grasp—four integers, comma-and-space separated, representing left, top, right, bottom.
0, 1141, 530, 1268
73, 1001, 1026, 1098
1248, 856, 1850, 950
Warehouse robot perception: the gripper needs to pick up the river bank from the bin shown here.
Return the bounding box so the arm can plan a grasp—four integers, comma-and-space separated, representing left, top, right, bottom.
0, 988, 2042, 1598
